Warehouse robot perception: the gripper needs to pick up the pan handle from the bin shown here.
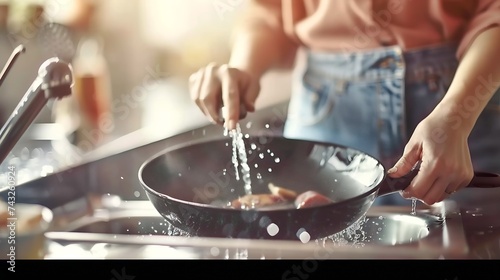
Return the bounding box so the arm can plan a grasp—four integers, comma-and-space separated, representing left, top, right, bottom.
377, 166, 420, 196
378, 166, 500, 196
468, 172, 500, 188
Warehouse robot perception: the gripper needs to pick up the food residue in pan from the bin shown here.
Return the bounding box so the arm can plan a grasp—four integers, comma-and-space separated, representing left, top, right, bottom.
228, 183, 333, 210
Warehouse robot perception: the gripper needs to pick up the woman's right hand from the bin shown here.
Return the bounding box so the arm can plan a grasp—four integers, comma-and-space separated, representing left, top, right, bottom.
189, 63, 260, 130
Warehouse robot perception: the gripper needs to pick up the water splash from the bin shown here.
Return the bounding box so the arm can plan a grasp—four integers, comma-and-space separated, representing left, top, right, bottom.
318, 215, 369, 249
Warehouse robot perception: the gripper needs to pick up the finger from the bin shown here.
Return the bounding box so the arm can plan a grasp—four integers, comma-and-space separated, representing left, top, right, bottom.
457, 175, 472, 192
422, 177, 452, 205
438, 188, 454, 203
401, 161, 437, 202
189, 69, 206, 115
199, 63, 222, 124
219, 65, 240, 130
387, 143, 421, 178
188, 70, 199, 89
441, 176, 471, 199
456, 163, 474, 192
242, 79, 260, 112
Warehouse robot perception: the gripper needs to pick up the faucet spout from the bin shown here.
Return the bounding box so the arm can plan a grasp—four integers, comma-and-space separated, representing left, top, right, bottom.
0, 57, 74, 165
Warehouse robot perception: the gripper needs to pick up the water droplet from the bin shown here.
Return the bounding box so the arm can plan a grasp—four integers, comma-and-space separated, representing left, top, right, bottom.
254, 163, 258, 168
120, 176, 124, 180
20, 147, 30, 160
274, 158, 280, 163
133, 191, 141, 198
259, 153, 264, 159
210, 247, 220, 256
246, 122, 252, 129
244, 134, 249, 139
138, 221, 141, 225
251, 143, 257, 150
178, 173, 182, 177
256, 173, 262, 180
267, 223, 279, 236
298, 230, 311, 243
225, 142, 229, 146
265, 124, 270, 129
268, 168, 272, 172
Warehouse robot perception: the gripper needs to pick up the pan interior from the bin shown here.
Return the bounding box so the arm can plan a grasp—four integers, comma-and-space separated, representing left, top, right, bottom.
141, 136, 385, 208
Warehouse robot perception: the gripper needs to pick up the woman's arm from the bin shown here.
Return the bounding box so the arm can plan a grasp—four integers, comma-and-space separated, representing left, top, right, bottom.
435, 26, 500, 133
228, 0, 298, 79
388, 26, 500, 205
229, 24, 298, 84
190, 0, 298, 129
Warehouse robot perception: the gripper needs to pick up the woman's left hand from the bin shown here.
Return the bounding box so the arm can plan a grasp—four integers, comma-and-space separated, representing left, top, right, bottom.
387, 26, 500, 205
386, 108, 475, 205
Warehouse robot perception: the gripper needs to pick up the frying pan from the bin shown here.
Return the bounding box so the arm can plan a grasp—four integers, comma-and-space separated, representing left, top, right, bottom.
138, 135, 500, 241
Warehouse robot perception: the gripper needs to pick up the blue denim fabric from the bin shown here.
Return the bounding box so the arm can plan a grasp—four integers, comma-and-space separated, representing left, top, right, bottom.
283, 44, 500, 205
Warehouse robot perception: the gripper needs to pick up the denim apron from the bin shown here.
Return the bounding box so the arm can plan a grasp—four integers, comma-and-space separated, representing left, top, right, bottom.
283, 44, 500, 205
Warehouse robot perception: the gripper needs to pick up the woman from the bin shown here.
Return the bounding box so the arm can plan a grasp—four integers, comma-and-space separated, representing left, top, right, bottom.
189, 0, 500, 206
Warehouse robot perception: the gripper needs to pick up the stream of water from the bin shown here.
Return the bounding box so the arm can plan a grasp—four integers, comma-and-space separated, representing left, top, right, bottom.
226, 123, 252, 195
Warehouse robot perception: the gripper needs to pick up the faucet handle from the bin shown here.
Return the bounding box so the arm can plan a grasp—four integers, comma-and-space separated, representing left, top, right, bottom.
0, 45, 26, 89
39, 57, 74, 99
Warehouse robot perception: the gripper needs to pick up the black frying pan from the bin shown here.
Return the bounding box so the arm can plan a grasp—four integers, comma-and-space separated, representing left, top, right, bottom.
138, 135, 500, 241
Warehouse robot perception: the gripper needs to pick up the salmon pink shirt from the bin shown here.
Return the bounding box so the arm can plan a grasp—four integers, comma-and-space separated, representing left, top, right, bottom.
239, 0, 500, 59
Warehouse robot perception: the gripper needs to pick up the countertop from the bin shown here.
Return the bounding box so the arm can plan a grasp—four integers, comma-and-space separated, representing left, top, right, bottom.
2, 101, 500, 259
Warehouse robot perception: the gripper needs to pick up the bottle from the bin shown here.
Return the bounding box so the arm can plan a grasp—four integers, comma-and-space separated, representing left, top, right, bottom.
71, 36, 113, 151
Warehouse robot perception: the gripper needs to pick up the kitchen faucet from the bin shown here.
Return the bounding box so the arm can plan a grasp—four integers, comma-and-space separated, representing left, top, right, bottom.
0, 45, 74, 165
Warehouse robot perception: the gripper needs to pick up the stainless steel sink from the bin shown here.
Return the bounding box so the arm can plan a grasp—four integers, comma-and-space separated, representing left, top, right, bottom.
326, 213, 434, 247
58, 212, 435, 246
44, 198, 469, 259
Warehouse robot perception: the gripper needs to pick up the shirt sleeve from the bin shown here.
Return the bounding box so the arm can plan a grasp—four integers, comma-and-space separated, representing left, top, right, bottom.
457, 0, 500, 59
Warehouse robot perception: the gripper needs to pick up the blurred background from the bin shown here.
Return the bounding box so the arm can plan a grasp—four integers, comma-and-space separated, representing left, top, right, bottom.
0, 0, 292, 175
0, 0, 292, 184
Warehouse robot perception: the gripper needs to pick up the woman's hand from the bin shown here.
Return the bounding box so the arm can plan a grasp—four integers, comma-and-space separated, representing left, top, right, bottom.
388, 26, 500, 205
189, 63, 260, 130
387, 108, 474, 205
